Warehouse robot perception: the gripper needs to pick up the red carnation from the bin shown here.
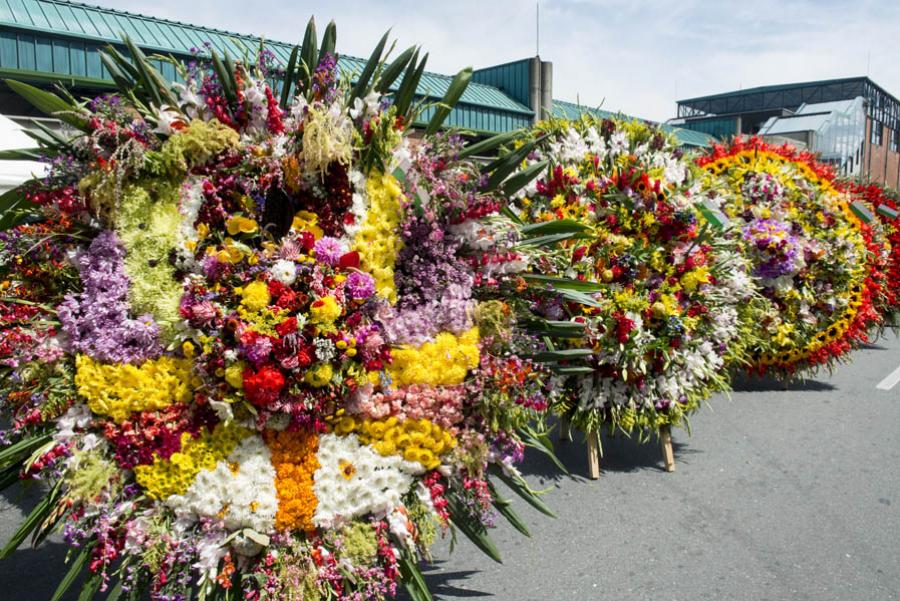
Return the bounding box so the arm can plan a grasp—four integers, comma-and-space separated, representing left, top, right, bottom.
242, 365, 285, 407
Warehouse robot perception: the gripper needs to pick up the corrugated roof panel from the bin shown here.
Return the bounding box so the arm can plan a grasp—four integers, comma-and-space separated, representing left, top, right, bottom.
23, 0, 48, 28
0, 1, 532, 115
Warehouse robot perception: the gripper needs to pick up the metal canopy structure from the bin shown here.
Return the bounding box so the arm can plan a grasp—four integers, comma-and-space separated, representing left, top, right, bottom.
677, 76, 900, 133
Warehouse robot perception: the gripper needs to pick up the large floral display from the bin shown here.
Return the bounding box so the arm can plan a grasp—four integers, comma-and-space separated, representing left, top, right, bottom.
697, 138, 891, 376
501, 116, 756, 435
0, 28, 553, 601
847, 181, 900, 326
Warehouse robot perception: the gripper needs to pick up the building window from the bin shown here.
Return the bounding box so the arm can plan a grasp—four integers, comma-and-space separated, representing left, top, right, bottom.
872, 120, 883, 146
891, 128, 900, 153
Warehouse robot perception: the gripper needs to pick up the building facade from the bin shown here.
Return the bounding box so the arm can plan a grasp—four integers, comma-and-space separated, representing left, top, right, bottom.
0, 0, 709, 153
674, 77, 900, 187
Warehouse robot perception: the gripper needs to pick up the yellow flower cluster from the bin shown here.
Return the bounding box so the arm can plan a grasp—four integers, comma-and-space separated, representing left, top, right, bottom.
681, 266, 711, 292
332, 414, 455, 470
388, 328, 480, 387
75, 355, 196, 423
354, 172, 404, 303
309, 296, 342, 326
240, 280, 271, 312
134, 422, 249, 500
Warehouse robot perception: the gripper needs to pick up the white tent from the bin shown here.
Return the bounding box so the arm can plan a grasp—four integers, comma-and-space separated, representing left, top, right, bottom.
0, 114, 48, 193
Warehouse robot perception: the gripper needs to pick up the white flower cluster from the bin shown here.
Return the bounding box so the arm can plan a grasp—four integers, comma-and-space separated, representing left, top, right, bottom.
312, 433, 420, 528
166, 435, 279, 534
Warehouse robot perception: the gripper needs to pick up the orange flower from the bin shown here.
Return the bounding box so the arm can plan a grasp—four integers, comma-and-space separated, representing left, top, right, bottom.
265, 429, 320, 532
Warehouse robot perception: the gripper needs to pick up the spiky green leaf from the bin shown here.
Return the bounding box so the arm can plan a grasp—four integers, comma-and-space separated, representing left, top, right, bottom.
4, 80, 88, 131
375, 46, 416, 93
425, 67, 472, 134
350, 30, 390, 100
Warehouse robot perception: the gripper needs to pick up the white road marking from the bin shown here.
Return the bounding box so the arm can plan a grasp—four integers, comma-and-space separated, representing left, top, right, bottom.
876, 364, 900, 391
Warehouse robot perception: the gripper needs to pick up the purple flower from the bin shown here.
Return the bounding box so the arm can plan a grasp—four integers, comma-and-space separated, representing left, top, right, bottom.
344, 271, 376, 300
313, 236, 344, 267
57, 231, 162, 364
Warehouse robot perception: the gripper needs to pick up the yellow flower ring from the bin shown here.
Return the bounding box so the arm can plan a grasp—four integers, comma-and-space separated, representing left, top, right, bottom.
697, 139, 888, 374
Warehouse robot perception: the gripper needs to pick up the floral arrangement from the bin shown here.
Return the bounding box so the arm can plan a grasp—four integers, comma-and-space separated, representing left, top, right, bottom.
0, 25, 554, 601
697, 137, 891, 376
495, 116, 756, 435
846, 181, 900, 326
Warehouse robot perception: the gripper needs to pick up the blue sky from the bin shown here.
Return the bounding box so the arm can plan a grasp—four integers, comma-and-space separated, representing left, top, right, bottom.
90, 0, 900, 121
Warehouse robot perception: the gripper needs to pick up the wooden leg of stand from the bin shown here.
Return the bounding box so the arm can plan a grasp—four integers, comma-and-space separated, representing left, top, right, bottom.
559, 417, 571, 442
660, 426, 675, 473
587, 430, 601, 479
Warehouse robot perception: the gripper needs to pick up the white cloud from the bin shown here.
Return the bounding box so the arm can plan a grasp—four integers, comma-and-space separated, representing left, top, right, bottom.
88, 0, 900, 121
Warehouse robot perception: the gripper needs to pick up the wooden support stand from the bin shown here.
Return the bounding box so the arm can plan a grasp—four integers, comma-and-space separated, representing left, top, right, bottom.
660, 425, 675, 473
587, 430, 601, 479
559, 417, 571, 442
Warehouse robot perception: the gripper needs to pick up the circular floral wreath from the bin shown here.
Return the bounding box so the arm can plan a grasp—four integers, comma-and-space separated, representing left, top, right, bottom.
696, 138, 891, 375
505, 117, 755, 434
847, 181, 900, 325
0, 32, 551, 601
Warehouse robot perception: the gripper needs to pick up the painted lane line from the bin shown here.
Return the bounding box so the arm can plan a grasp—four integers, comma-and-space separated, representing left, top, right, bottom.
876, 364, 900, 391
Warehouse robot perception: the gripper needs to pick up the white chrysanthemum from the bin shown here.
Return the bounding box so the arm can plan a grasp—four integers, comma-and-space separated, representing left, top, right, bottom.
312, 433, 420, 528
270, 259, 297, 285
166, 434, 278, 534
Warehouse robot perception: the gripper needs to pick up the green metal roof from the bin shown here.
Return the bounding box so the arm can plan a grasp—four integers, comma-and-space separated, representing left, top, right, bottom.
0, 0, 533, 132
552, 99, 713, 148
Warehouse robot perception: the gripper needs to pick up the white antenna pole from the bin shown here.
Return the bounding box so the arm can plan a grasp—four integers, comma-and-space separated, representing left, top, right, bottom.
536, 2, 540, 56
867, 51, 871, 75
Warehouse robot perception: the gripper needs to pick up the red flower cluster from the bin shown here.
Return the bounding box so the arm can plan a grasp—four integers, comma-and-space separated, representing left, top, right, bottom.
243, 364, 287, 407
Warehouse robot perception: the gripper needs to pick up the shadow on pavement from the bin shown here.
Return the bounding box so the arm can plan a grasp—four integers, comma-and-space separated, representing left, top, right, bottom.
730, 373, 837, 392
519, 428, 698, 481
397, 563, 490, 600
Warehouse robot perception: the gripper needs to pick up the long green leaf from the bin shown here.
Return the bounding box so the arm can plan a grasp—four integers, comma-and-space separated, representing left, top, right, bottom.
350, 29, 390, 100
557, 287, 604, 308
425, 67, 472, 134
459, 129, 522, 159
0, 434, 52, 467
78, 571, 103, 601
393, 49, 423, 117
521, 425, 570, 475
397, 548, 433, 601
520, 218, 589, 236
123, 37, 163, 107
521, 273, 604, 292
502, 159, 548, 197
105, 580, 124, 601
483, 137, 542, 191
490, 468, 558, 517
4, 80, 88, 131
0, 466, 21, 493
0, 185, 40, 232
298, 18, 318, 95
100, 52, 134, 93
0, 481, 60, 559
530, 348, 594, 362
375, 46, 415, 93
516, 232, 586, 248
0, 148, 43, 160
317, 20, 337, 65
489, 483, 531, 537
50, 543, 95, 601
279, 45, 299, 108
550, 365, 595, 375
446, 497, 502, 563
211, 50, 237, 107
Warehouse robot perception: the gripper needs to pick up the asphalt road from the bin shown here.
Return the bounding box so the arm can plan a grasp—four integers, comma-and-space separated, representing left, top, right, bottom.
2, 330, 898, 601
